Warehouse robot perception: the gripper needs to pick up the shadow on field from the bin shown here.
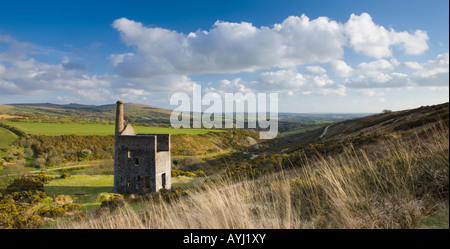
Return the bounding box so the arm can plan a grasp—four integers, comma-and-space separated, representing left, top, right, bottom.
45, 186, 114, 196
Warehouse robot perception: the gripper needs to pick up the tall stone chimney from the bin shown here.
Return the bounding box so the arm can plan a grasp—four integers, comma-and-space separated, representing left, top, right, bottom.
115, 101, 124, 137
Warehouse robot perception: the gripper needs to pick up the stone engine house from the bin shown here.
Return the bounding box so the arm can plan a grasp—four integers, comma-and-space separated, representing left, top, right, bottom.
113, 101, 171, 194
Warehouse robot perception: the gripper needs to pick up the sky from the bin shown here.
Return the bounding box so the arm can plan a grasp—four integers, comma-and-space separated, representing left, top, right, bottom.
0, 0, 448, 113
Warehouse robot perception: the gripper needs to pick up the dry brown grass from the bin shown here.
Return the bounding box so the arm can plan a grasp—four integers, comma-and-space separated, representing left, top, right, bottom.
58, 124, 449, 229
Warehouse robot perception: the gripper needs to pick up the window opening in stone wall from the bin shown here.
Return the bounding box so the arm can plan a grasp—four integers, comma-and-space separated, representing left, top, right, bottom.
145, 176, 150, 189
162, 173, 166, 189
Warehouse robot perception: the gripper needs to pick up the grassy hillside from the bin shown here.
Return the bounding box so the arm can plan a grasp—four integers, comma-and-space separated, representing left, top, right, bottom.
1, 102, 448, 229
57, 116, 449, 229
277, 102, 449, 147
0, 127, 18, 149
50, 103, 449, 229
320, 102, 449, 141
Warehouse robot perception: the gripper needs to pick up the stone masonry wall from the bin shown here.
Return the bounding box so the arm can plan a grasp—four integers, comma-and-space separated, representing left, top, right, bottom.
114, 135, 157, 194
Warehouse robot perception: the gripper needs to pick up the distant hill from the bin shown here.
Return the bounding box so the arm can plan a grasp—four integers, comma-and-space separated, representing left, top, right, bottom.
278, 112, 372, 122
0, 102, 173, 124
1, 102, 375, 128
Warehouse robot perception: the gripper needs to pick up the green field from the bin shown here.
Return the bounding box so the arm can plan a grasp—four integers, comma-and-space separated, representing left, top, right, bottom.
45, 175, 114, 210
44, 173, 204, 210
45, 175, 114, 196
2, 121, 224, 136
0, 126, 18, 149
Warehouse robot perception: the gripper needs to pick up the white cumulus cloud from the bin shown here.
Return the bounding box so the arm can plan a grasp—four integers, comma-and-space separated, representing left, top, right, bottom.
344, 53, 449, 89
344, 13, 429, 58
111, 15, 347, 77
329, 60, 355, 78
110, 12, 429, 82
411, 52, 449, 86
0, 36, 112, 96
213, 67, 345, 97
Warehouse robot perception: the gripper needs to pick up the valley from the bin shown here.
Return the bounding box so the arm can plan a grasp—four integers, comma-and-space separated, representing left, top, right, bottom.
0, 102, 448, 229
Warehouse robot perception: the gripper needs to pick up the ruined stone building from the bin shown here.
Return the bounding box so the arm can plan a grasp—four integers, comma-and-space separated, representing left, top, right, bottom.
113, 101, 171, 194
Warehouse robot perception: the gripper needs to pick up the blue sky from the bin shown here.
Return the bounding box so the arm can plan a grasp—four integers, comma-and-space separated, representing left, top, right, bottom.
0, 0, 448, 113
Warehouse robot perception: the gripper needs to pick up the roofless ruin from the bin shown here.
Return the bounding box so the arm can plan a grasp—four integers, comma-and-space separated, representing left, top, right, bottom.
113, 101, 171, 194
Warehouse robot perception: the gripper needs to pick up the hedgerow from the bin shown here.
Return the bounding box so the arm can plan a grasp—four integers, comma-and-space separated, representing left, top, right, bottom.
17, 134, 115, 164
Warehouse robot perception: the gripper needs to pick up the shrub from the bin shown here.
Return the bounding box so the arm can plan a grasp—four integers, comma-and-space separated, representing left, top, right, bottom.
29, 194, 45, 204
62, 203, 82, 212
0, 198, 24, 226
47, 156, 63, 166
78, 149, 92, 160
171, 169, 203, 177
37, 205, 65, 218
192, 170, 206, 177
54, 195, 72, 205
10, 190, 46, 203
61, 172, 71, 179
23, 147, 34, 158
6, 174, 52, 193
160, 188, 189, 202
100, 195, 125, 210
7, 214, 43, 229
34, 157, 46, 168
